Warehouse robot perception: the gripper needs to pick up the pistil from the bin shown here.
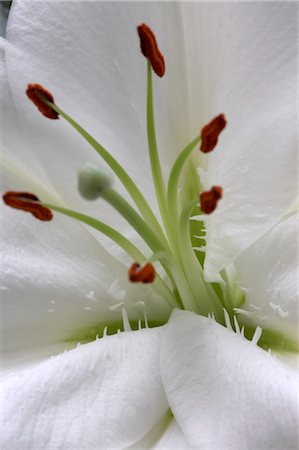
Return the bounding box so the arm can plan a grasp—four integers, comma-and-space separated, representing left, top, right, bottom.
37, 95, 169, 248
4, 22, 230, 325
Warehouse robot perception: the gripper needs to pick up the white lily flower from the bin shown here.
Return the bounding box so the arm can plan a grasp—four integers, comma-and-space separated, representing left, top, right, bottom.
1, 2, 298, 449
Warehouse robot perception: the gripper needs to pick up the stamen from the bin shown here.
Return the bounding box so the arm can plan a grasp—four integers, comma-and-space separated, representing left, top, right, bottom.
128, 262, 156, 284
6, 23, 239, 329
34, 91, 168, 246
26, 83, 59, 119
199, 186, 223, 214
200, 114, 227, 153
2, 191, 53, 221
137, 23, 165, 77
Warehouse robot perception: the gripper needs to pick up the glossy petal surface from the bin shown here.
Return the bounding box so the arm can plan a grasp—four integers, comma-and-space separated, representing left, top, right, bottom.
161, 310, 298, 449
2, 327, 168, 449
0, 201, 169, 361
235, 213, 298, 340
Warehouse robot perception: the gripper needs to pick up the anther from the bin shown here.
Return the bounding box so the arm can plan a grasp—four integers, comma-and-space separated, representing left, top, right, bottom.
137, 23, 165, 77
128, 262, 156, 284
26, 83, 59, 120
200, 114, 227, 153
2, 191, 53, 221
199, 186, 223, 214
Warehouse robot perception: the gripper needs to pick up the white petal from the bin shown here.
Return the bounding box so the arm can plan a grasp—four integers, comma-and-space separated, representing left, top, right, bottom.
4, 2, 179, 215
153, 419, 192, 450
235, 213, 298, 340
179, 3, 297, 280
0, 37, 139, 250
0, 200, 170, 359
2, 327, 168, 449
0, 40, 54, 192
126, 413, 192, 449
160, 310, 298, 449
5, 0, 197, 166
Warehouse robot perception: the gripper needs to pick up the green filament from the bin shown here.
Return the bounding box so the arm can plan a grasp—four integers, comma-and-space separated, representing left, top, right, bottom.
99, 188, 200, 311
146, 62, 167, 217
100, 188, 165, 254
178, 199, 223, 319
39, 63, 227, 318
44, 99, 169, 249
43, 202, 177, 309
167, 134, 201, 222
146, 63, 178, 253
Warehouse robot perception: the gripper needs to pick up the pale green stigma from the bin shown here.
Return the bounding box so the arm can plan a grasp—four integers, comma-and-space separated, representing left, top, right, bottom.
15, 33, 230, 322
10, 25, 237, 328
78, 163, 114, 200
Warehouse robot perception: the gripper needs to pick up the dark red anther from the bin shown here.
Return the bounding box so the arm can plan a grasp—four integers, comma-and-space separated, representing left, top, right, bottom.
26, 83, 59, 119
199, 186, 223, 214
128, 262, 156, 284
200, 114, 227, 153
3, 191, 53, 221
137, 23, 165, 77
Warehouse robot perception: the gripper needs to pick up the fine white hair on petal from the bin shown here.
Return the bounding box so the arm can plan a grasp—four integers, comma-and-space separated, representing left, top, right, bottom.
109, 301, 125, 312
122, 306, 132, 332
249, 304, 261, 311
235, 213, 297, 338
223, 309, 232, 331
193, 247, 206, 253
85, 290, 97, 301
102, 326, 108, 338
108, 279, 127, 303
234, 308, 255, 319
251, 326, 263, 346
144, 311, 149, 328
269, 302, 289, 319
233, 315, 241, 335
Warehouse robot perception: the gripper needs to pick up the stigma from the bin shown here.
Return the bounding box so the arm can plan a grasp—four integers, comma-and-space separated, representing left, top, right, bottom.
2, 20, 232, 321
137, 23, 165, 77
200, 186, 223, 214
128, 263, 156, 284
78, 163, 114, 200
3, 191, 53, 221
26, 83, 59, 119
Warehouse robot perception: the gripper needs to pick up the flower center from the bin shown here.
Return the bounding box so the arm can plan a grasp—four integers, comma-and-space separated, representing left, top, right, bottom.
3, 23, 245, 329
